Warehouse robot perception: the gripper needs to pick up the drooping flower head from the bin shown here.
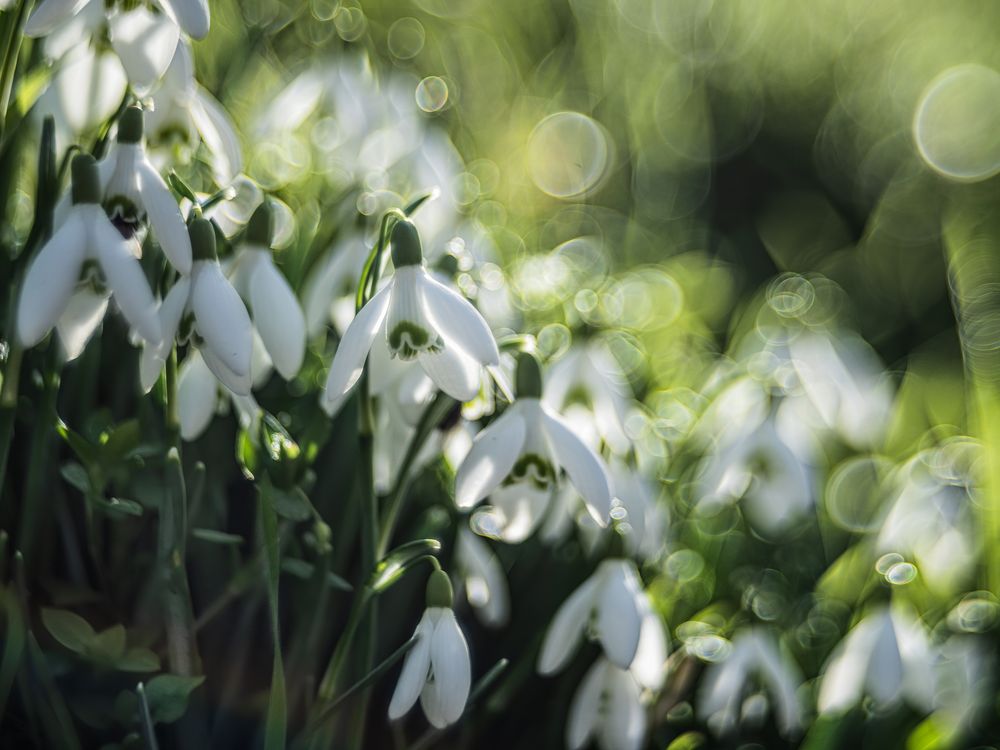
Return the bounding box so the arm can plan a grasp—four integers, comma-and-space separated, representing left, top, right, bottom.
322, 218, 500, 416
18, 153, 161, 350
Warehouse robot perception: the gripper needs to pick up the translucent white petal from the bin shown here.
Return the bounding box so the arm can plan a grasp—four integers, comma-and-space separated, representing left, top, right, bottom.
537, 574, 599, 675
595, 560, 643, 670
428, 608, 471, 726
818, 616, 877, 714
40, 46, 127, 135
108, 6, 180, 92
457, 528, 509, 628
156, 0, 209, 39
566, 659, 606, 750
191, 260, 252, 385
136, 158, 191, 275
418, 271, 499, 366
388, 610, 434, 720
201, 345, 251, 396
418, 340, 481, 402
89, 210, 161, 346
249, 253, 305, 379
18, 211, 86, 346
454, 405, 527, 508
540, 404, 613, 525
56, 288, 110, 362
866, 611, 904, 706
190, 89, 242, 184
177, 349, 218, 441
474, 482, 552, 543
321, 283, 392, 416
601, 666, 646, 750
140, 277, 190, 393
24, 0, 87, 37
630, 603, 668, 691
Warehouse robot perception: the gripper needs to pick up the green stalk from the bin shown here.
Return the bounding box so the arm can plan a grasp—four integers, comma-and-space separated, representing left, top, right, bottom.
260, 491, 287, 750
0, 0, 32, 142
161, 448, 199, 676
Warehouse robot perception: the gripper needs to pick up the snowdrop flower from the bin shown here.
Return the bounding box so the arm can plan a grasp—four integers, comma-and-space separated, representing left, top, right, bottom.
145, 41, 242, 186
175, 349, 261, 441
694, 406, 813, 538
302, 232, 370, 337
26, 0, 209, 42
543, 341, 633, 455
18, 154, 161, 349
456, 352, 613, 543
140, 218, 253, 395
455, 526, 510, 628
538, 557, 662, 674
877, 443, 979, 594
389, 569, 471, 729
698, 628, 803, 738
322, 219, 499, 416
227, 202, 306, 380
95, 106, 192, 273
611, 463, 667, 560
818, 604, 935, 715
932, 635, 993, 737
566, 658, 646, 750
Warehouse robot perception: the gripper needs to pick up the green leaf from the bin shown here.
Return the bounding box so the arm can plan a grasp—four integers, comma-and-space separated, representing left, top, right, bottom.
142, 674, 205, 724
259, 494, 286, 750
667, 732, 707, 750
116, 647, 161, 673
89, 624, 126, 662
60, 462, 91, 493
370, 538, 441, 592
265, 485, 312, 522
90, 496, 144, 519
280, 559, 352, 592
56, 420, 100, 466
41, 608, 96, 654
167, 172, 198, 204
0, 591, 26, 718
191, 528, 244, 546
101, 419, 141, 463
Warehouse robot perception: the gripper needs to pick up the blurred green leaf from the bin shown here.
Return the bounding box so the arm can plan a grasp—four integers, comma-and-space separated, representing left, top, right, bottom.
90, 624, 127, 662
370, 538, 441, 592
280, 558, 352, 591
116, 647, 161, 673
142, 674, 205, 724
60, 462, 90, 493
41, 608, 95, 654
191, 528, 244, 546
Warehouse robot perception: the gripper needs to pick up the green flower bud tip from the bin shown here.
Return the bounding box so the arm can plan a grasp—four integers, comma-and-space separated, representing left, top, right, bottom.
189, 217, 218, 261
425, 568, 453, 609
246, 200, 274, 247
117, 106, 144, 144
390, 219, 423, 267
515, 351, 543, 399
71, 153, 101, 205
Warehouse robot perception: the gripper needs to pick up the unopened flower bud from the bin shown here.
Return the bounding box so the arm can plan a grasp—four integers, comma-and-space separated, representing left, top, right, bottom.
117, 106, 144, 145
247, 200, 274, 248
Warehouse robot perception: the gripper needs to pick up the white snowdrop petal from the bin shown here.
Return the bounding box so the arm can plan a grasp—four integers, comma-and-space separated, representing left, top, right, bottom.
41, 47, 127, 135
24, 0, 85, 37
140, 277, 190, 393
322, 283, 392, 416
18, 211, 86, 347
476, 482, 552, 543
454, 406, 527, 508
818, 618, 876, 714
200, 345, 252, 396
630, 605, 668, 691
177, 350, 218, 441
108, 6, 180, 92
566, 659, 606, 750
457, 528, 509, 628
157, 0, 210, 39
89, 212, 161, 346
418, 340, 481, 403
540, 405, 613, 525
418, 271, 499, 366
602, 666, 646, 750
190, 89, 242, 183
866, 611, 904, 706
389, 611, 434, 721
249, 254, 305, 379
136, 158, 192, 275
191, 260, 252, 381
56, 288, 110, 361
596, 560, 643, 670
537, 575, 600, 675
429, 608, 471, 726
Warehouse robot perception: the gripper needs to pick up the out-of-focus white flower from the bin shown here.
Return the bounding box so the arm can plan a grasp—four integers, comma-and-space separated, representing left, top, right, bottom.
176, 348, 261, 441
18, 154, 161, 349
389, 570, 471, 729
322, 219, 499, 416
543, 341, 633, 456
95, 106, 192, 273
26, 0, 208, 43
611, 462, 667, 560
456, 353, 613, 543
878, 441, 980, 594
538, 558, 662, 674
145, 41, 242, 186
455, 526, 510, 628
694, 403, 813, 537
226, 202, 305, 380
818, 604, 935, 715
140, 218, 253, 395
565, 658, 646, 750
698, 628, 803, 737
932, 635, 993, 738
303, 232, 370, 338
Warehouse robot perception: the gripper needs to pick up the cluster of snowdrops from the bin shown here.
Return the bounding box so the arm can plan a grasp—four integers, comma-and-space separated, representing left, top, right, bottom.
7, 1, 995, 749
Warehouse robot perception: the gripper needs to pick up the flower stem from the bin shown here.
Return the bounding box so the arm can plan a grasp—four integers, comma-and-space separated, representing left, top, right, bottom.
0, 0, 32, 142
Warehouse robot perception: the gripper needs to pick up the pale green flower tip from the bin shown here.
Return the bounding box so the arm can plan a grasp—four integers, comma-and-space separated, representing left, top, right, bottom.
426, 568, 454, 609
246, 200, 274, 248
71, 153, 101, 205
515, 351, 543, 399
390, 219, 423, 267
189, 217, 218, 262
117, 106, 144, 145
